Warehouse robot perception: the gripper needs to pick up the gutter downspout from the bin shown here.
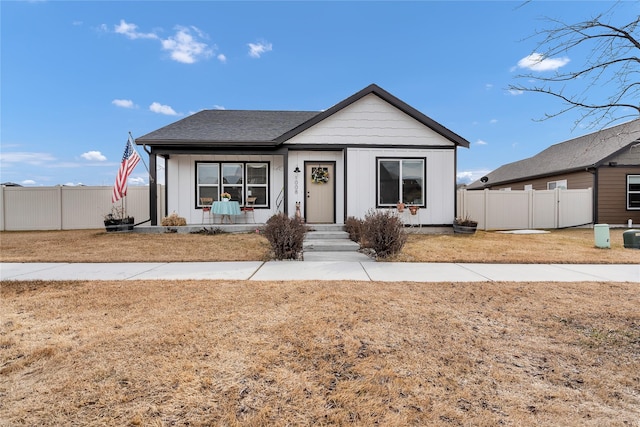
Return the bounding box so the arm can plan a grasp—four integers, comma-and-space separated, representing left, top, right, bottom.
587, 166, 598, 224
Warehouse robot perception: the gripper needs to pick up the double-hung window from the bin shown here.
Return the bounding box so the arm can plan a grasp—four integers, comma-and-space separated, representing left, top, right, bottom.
377, 158, 425, 207
628, 175, 640, 210
196, 161, 269, 207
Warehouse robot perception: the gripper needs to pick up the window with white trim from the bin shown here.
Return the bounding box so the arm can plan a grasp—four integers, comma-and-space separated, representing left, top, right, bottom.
628, 175, 640, 210
196, 161, 269, 207
377, 158, 425, 206
547, 179, 567, 190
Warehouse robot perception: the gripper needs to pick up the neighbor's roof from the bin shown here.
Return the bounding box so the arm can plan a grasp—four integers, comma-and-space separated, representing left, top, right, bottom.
468, 118, 640, 189
135, 84, 471, 148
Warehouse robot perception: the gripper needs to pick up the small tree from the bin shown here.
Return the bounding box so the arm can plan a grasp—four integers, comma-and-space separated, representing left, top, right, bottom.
262, 213, 307, 260
360, 210, 407, 259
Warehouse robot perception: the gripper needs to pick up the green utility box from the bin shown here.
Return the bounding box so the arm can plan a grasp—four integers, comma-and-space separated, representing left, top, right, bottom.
594, 224, 610, 249
623, 229, 640, 249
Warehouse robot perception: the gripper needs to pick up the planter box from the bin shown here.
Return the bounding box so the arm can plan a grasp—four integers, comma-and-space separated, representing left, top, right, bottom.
453, 223, 477, 234
104, 217, 135, 232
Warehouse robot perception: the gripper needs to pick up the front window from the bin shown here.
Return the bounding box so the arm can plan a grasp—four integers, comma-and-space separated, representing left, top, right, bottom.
196, 161, 269, 207
628, 175, 640, 210
547, 179, 567, 190
378, 158, 425, 206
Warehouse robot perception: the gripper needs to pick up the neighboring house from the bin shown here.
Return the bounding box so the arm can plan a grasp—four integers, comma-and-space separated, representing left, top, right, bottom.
467, 119, 640, 225
135, 84, 470, 226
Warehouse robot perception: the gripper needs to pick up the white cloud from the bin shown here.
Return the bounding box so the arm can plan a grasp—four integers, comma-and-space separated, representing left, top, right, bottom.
485, 83, 493, 90
161, 26, 213, 64
217, 53, 227, 63
489, 119, 498, 124
112, 99, 135, 108
516, 52, 570, 72
0, 152, 56, 166
475, 139, 488, 146
81, 151, 107, 161
213, 105, 226, 110
457, 169, 492, 184
149, 102, 179, 116
21, 179, 36, 186
129, 176, 146, 185
114, 19, 158, 40
508, 89, 524, 96
248, 41, 273, 58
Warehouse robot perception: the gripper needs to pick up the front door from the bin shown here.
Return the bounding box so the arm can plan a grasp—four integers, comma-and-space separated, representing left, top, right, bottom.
305, 162, 335, 223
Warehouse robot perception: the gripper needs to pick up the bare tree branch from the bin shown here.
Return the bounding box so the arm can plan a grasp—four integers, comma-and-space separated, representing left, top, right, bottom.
509, 6, 640, 130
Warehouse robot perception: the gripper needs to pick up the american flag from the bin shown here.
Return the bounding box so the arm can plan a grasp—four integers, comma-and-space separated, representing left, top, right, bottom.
111, 137, 141, 203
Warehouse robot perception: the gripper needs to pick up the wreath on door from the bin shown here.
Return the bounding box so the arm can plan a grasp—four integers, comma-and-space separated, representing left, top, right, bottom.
311, 167, 329, 184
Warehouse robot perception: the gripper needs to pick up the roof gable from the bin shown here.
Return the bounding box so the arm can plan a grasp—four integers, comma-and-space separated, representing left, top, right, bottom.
277, 84, 470, 147
469, 118, 640, 188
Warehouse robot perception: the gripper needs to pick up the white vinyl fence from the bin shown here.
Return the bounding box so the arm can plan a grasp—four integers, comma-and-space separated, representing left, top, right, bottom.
457, 188, 593, 230
0, 186, 165, 231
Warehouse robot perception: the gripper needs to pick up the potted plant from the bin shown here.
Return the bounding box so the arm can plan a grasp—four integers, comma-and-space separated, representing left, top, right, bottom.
453, 214, 478, 234
104, 206, 134, 232
221, 192, 231, 202
396, 201, 405, 213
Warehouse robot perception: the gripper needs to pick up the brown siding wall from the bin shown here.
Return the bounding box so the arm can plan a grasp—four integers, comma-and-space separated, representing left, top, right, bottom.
490, 170, 594, 191
597, 166, 640, 224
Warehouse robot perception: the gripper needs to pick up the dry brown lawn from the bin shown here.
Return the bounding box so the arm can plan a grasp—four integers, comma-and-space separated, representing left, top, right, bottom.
1, 229, 638, 425
1, 280, 639, 426
0, 227, 638, 263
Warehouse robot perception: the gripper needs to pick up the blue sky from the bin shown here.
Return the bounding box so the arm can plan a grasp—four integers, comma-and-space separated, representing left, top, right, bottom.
2, 0, 637, 187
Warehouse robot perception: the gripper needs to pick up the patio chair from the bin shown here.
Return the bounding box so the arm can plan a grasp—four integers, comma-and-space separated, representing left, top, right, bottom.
200, 197, 213, 224
241, 197, 257, 223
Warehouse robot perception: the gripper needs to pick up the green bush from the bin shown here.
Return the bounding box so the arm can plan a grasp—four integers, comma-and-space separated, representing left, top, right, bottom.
345, 216, 364, 243
361, 209, 407, 259
262, 213, 308, 260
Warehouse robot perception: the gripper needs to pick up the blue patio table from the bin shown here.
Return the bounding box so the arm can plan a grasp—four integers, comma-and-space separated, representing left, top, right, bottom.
212, 200, 241, 224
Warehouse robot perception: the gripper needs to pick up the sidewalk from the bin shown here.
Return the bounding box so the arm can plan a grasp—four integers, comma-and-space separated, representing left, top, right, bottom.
1, 262, 638, 282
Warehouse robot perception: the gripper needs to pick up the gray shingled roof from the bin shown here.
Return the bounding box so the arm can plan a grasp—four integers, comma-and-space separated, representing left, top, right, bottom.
137, 110, 320, 144
468, 119, 640, 189
135, 84, 472, 148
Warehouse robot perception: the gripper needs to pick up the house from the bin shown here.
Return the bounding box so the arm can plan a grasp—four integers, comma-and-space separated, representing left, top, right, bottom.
467, 119, 640, 225
135, 84, 470, 226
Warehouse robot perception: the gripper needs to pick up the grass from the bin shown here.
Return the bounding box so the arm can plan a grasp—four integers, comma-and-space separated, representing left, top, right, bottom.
1, 228, 638, 425
1, 280, 638, 426
0, 227, 637, 263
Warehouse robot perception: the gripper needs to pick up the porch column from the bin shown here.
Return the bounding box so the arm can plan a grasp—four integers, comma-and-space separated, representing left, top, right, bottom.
282, 148, 289, 216
149, 151, 158, 226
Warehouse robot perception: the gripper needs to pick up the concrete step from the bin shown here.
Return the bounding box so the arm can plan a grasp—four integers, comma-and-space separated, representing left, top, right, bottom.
303, 251, 374, 262
303, 238, 360, 252
306, 224, 346, 232
305, 230, 350, 240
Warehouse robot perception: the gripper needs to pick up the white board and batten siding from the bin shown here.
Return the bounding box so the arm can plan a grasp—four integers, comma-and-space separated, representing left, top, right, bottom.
346, 148, 456, 223
166, 154, 284, 224
286, 150, 344, 222
285, 93, 458, 224
285, 94, 457, 147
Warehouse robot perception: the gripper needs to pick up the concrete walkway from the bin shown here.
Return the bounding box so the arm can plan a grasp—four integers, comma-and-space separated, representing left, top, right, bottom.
1, 261, 638, 282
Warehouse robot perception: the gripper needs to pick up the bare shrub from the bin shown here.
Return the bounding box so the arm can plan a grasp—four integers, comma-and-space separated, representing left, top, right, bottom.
262, 213, 307, 260
361, 209, 406, 259
161, 212, 187, 227
344, 216, 364, 243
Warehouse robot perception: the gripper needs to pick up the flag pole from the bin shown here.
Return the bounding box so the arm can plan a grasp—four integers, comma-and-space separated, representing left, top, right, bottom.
129, 131, 154, 184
